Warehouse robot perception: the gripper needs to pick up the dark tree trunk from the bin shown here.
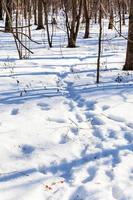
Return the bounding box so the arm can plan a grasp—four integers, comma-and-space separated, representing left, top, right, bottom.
36, 0, 44, 30
108, 9, 114, 29
124, 0, 133, 70
43, 0, 53, 48
5, 0, 12, 32
118, 0, 122, 36
96, 0, 102, 83
83, 0, 91, 38
67, 0, 83, 48
122, 2, 126, 25
0, 0, 3, 20
33, 0, 37, 25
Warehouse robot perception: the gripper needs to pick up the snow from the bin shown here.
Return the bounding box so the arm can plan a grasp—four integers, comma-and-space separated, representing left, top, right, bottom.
0, 20, 133, 200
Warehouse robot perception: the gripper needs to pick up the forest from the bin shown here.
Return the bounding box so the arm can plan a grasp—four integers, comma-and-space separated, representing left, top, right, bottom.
0, 0, 133, 200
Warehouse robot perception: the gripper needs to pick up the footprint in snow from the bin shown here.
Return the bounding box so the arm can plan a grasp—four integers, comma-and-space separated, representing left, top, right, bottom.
85, 111, 94, 119
75, 113, 83, 123
20, 144, 35, 156
129, 169, 133, 181
60, 134, 70, 144
11, 108, 19, 115
70, 185, 89, 200
108, 129, 117, 139
112, 185, 126, 200
127, 123, 133, 129
85, 100, 96, 111
106, 169, 114, 181
70, 127, 79, 135
102, 105, 110, 111
91, 116, 105, 126
124, 132, 133, 143
92, 127, 104, 140
37, 102, 50, 111
82, 166, 97, 183
77, 98, 85, 108
68, 101, 75, 111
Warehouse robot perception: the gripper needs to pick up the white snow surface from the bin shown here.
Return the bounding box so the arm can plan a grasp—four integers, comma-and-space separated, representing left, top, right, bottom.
0, 20, 133, 200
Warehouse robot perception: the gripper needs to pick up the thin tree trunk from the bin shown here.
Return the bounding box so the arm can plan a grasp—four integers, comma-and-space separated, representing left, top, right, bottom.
108, 6, 114, 30
97, 0, 102, 83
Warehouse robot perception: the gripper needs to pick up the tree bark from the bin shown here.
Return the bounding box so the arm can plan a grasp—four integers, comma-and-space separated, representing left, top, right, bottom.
5, 0, 12, 32
83, 0, 91, 38
36, 0, 44, 30
67, 0, 83, 47
0, 0, 3, 20
96, 0, 102, 83
124, 0, 133, 70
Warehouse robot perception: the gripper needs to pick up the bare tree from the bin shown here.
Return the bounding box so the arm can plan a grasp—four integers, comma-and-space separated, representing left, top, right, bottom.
62, 0, 83, 47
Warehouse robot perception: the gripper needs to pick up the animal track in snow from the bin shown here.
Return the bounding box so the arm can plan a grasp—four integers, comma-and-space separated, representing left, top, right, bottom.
11, 108, 19, 115
124, 132, 133, 143
91, 116, 105, 126
102, 105, 110, 111
82, 166, 97, 183
85, 100, 97, 111
112, 185, 126, 200
20, 144, 35, 156
37, 102, 50, 111
92, 127, 104, 140
75, 113, 83, 123
127, 123, 133, 129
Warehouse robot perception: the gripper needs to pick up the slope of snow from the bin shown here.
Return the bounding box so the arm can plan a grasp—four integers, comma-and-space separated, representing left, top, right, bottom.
0, 20, 133, 200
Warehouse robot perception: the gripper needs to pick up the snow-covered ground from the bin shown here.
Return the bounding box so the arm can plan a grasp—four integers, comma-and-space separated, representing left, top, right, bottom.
0, 20, 133, 200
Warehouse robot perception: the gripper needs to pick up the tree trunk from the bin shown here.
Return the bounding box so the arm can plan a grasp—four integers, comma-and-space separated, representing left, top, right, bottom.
43, 0, 53, 48
0, 0, 3, 20
67, 0, 83, 47
122, 2, 126, 25
5, 0, 12, 32
83, 0, 90, 38
96, 0, 102, 83
118, 0, 122, 36
33, 0, 37, 25
36, 0, 44, 30
108, 9, 114, 29
123, 0, 133, 70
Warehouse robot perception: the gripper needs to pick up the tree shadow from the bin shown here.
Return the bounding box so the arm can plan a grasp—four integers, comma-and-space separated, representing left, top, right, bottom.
0, 168, 37, 182
42, 143, 133, 182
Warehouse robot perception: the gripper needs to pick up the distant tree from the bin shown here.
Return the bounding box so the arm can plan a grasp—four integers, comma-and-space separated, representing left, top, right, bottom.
83, 0, 92, 38
62, 0, 83, 47
0, 0, 3, 20
36, 0, 44, 30
108, 0, 114, 29
33, 0, 37, 25
96, 0, 103, 83
5, 0, 12, 32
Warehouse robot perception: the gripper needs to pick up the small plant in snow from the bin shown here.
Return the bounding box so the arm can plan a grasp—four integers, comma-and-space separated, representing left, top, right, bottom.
115, 74, 124, 83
